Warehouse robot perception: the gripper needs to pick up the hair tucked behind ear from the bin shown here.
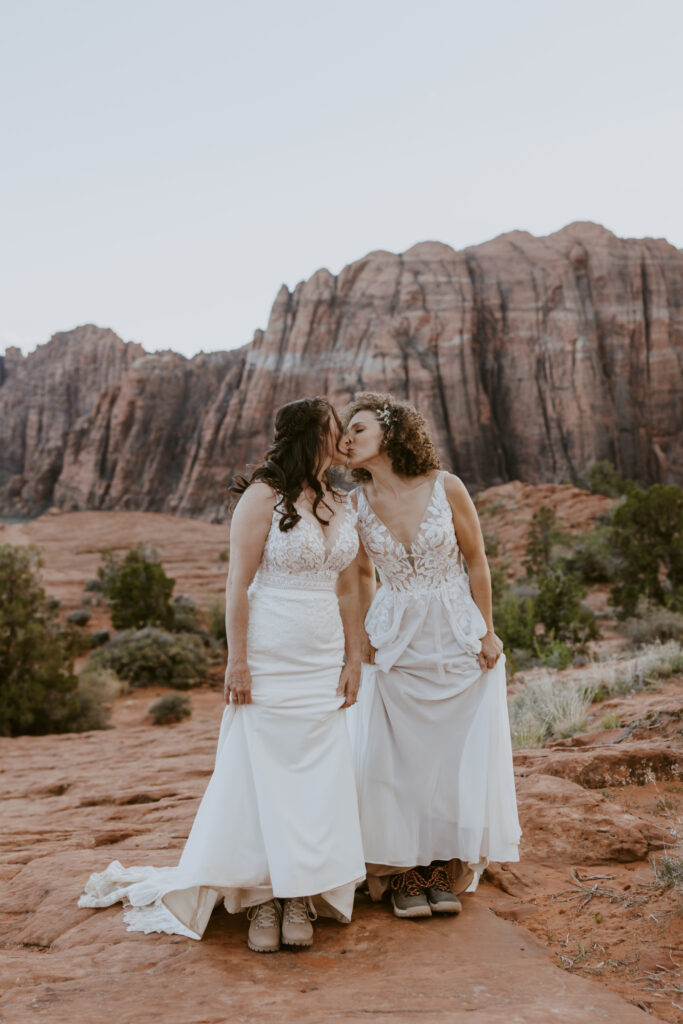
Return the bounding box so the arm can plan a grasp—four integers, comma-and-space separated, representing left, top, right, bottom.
231, 397, 343, 530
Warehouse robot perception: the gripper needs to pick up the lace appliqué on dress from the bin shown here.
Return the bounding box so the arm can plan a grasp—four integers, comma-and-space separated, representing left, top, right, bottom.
251, 493, 359, 592
356, 474, 462, 593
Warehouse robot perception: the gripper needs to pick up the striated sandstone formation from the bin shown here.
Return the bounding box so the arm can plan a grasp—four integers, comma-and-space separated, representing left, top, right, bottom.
1, 221, 682, 519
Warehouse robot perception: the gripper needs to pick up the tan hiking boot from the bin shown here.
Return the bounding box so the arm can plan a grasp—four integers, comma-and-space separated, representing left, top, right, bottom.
424, 865, 462, 914
247, 898, 282, 952
281, 896, 317, 947
390, 868, 432, 918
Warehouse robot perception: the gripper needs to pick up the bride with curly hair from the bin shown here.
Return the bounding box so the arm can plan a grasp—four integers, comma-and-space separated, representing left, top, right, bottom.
344, 391, 521, 919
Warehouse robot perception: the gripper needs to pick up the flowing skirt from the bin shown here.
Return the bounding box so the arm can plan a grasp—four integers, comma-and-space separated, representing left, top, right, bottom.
347, 577, 522, 898
78, 580, 366, 938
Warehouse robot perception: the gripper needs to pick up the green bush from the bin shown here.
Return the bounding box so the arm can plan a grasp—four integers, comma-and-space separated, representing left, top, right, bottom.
581, 460, 636, 498
0, 544, 84, 736
67, 609, 91, 626
534, 567, 599, 647
608, 484, 683, 616
205, 596, 227, 646
495, 592, 536, 652
536, 637, 573, 670
523, 507, 571, 579
565, 525, 617, 584
149, 693, 192, 725
89, 626, 209, 689
97, 544, 176, 630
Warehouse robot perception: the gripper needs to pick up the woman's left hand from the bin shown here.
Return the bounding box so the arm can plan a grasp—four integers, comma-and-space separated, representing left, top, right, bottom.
337, 661, 361, 709
478, 630, 503, 672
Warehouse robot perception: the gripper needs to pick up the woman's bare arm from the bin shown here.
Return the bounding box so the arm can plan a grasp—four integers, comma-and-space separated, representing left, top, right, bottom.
224, 482, 275, 704
443, 473, 503, 670
336, 554, 363, 707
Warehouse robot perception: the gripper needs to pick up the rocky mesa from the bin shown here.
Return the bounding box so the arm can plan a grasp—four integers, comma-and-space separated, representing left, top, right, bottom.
1, 221, 682, 520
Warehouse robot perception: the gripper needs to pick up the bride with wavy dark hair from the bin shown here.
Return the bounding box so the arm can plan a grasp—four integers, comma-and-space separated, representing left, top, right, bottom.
79, 396, 366, 955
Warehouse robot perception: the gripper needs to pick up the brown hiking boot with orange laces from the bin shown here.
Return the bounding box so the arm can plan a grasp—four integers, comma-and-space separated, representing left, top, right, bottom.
424, 864, 462, 914
389, 868, 432, 918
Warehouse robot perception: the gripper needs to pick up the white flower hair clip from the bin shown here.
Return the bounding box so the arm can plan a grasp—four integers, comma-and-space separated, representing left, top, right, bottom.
376, 404, 392, 428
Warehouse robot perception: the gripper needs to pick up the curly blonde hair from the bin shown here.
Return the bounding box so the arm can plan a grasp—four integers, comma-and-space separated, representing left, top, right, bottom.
344, 391, 441, 481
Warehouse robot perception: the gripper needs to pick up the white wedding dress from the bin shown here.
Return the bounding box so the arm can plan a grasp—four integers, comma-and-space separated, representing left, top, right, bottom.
79, 494, 366, 939
348, 470, 521, 897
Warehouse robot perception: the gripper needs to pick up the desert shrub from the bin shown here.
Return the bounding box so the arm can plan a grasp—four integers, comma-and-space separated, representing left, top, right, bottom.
565, 525, 617, 584
205, 596, 227, 646
534, 567, 598, 647
89, 626, 209, 689
0, 544, 83, 736
67, 609, 91, 626
97, 544, 175, 630
523, 507, 571, 579
536, 638, 573, 670
149, 693, 192, 725
602, 711, 621, 729
84, 577, 103, 592
580, 460, 636, 498
495, 592, 536, 652
91, 629, 111, 648
73, 667, 128, 731
171, 594, 202, 633
608, 484, 683, 616
508, 674, 596, 748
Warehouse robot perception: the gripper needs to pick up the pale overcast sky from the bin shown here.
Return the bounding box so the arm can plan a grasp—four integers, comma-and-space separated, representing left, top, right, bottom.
1, 0, 681, 359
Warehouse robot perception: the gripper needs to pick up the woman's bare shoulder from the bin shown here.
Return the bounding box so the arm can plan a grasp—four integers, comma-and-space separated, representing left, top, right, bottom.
234, 481, 278, 516
442, 472, 473, 504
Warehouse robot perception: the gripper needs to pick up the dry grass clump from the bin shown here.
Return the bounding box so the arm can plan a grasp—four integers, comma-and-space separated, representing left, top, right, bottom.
588, 641, 683, 701
650, 852, 683, 892
624, 603, 683, 646
74, 667, 128, 731
509, 674, 597, 749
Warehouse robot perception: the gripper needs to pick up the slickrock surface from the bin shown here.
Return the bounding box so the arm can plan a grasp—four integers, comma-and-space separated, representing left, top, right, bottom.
2, 221, 682, 519
3, 684, 679, 1024
0, 509, 228, 616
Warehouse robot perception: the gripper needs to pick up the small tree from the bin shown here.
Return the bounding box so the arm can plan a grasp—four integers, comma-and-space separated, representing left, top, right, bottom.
0, 545, 81, 736
608, 484, 683, 616
534, 566, 598, 647
582, 460, 636, 498
98, 544, 175, 630
523, 507, 571, 579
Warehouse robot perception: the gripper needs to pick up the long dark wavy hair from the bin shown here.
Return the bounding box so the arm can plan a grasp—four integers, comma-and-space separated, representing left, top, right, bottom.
231, 397, 343, 531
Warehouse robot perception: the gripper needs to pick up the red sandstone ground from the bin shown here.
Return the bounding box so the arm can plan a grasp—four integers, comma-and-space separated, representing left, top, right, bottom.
1, 499, 681, 1023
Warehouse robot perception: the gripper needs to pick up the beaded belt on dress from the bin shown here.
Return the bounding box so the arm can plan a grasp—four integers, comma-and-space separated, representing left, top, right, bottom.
251, 569, 337, 592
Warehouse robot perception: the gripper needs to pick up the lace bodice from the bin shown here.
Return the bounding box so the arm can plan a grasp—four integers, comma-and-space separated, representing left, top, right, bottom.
355, 471, 465, 594
252, 492, 359, 591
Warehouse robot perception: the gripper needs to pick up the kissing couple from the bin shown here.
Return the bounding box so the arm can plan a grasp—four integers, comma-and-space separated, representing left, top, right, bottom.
79, 391, 521, 952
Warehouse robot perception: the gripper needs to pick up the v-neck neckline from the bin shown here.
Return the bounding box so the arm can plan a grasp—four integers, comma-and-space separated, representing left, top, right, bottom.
293, 494, 345, 562
362, 472, 442, 555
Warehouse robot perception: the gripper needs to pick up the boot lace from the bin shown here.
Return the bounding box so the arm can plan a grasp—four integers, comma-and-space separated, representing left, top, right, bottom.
425, 865, 451, 893
390, 869, 426, 897
247, 899, 281, 926
283, 897, 317, 924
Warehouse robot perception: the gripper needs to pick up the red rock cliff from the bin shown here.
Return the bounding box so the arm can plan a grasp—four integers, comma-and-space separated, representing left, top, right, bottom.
1, 222, 681, 520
